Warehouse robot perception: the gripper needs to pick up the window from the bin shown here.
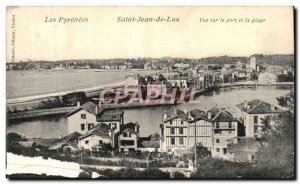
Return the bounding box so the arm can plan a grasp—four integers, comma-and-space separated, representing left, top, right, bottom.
216, 139, 220, 143
128, 132, 131, 137
254, 116, 258, 124
170, 120, 173, 125
123, 133, 127, 137
181, 121, 184, 125
171, 137, 175, 145
215, 130, 221, 134
81, 114, 86, 119
85, 140, 89, 144
88, 123, 94, 130
99, 140, 103, 145
216, 148, 220, 152
179, 137, 184, 145
254, 125, 258, 133
216, 122, 219, 128
81, 124, 85, 131
228, 122, 232, 128
110, 123, 116, 129
171, 128, 175, 135
179, 128, 184, 134
120, 140, 134, 146
223, 148, 227, 154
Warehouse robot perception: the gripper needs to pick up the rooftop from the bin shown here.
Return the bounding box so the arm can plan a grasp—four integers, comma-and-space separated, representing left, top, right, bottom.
163, 108, 190, 122
138, 133, 160, 148
66, 102, 102, 117
236, 99, 283, 114
208, 105, 237, 122
49, 132, 82, 150
189, 109, 208, 121
97, 109, 124, 122
79, 124, 111, 140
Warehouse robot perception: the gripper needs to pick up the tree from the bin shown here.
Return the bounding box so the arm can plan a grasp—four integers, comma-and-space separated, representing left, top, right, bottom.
256, 90, 294, 169
195, 143, 211, 159
276, 90, 294, 113
158, 74, 165, 81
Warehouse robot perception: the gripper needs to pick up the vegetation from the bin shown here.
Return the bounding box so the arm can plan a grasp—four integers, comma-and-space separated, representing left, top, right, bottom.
256, 90, 294, 170
7, 54, 294, 71
277, 72, 294, 82
82, 167, 171, 179
191, 159, 293, 179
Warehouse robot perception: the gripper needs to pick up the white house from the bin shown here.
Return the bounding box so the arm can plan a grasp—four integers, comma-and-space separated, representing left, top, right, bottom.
207, 105, 243, 158
248, 57, 257, 70
78, 124, 112, 151
66, 101, 124, 148
66, 102, 100, 135
236, 99, 283, 138
258, 72, 277, 84
118, 122, 140, 154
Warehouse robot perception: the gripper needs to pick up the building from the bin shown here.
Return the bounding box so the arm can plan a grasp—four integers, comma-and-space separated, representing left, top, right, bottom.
118, 122, 140, 154
137, 133, 160, 152
207, 105, 244, 158
144, 62, 152, 70
66, 102, 100, 135
160, 108, 191, 153
174, 63, 190, 69
78, 124, 112, 151
227, 137, 261, 162
168, 77, 189, 88
236, 99, 283, 138
125, 75, 142, 86
188, 109, 213, 150
258, 72, 277, 84
66, 102, 124, 136
160, 106, 243, 158
48, 132, 82, 153
248, 57, 257, 70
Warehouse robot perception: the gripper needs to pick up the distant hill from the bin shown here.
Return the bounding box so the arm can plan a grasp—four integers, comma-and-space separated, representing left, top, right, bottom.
7, 54, 294, 70
251, 54, 294, 66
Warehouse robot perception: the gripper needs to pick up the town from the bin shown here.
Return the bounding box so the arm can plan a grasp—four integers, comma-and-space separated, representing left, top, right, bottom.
6, 54, 295, 178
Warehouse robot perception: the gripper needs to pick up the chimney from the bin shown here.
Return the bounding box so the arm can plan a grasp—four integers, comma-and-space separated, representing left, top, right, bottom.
208, 112, 212, 119
243, 101, 247, 109
135, 122, 139, 132
247, 105, 251, 110
77, 101, 80, 107
184, 109, 187, 114
163, 111, 167, 121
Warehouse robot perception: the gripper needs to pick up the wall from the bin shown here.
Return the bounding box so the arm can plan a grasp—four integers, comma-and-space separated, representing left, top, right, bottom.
118, 131, 138, 151
212, 121, 237, 157
79, 135, 111, 151
67, 109, 98, 134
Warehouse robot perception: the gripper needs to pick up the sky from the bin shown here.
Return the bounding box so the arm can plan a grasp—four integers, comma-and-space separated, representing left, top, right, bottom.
6, 6, 294, 62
